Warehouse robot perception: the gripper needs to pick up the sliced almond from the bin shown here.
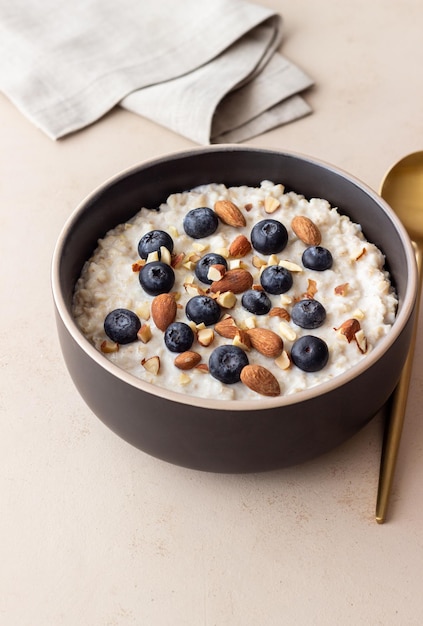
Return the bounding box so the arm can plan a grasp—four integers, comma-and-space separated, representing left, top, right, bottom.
178, 373, 191, 385
159, 246, 172, 265
214, 247, 230, 259
146, 250, 160, 264
207, 264, 226, 282
210, 268, 253, 294
151, 293, 177, 331
135, 301, 150, 321
216, 290, 237, 309
280, 294, 293, 306
353, 247, 367, 261
233, 329, 251, 351
183, 260, 196, 271
240, 364, 281, 397
132, 259, 145, 272
247, 328, 284, 358
279, 259, 303, 272
352, 308, 365, 320
278, 320, 297, 342
184, 282, 206, 296
264, 196, 281, 214
228, 234, 252, 258
141, 356, 160, 375
192, 242, 209, 253
269, 307, 290, 321
252, 255, 267, 269
334, 282, 349, 296
137, 323, 152, 344
171, 252, 185, 269
174, 351, 202, 370
197, 327, 215, 347
267, 254, 279, 266
274, 350, 291, 371
304, 278, 318, 299
355, 329, 368, 353
291, 215, 321, 246
101, 340, 119, 353
243, 316, 257, 330
195, 363, 209, 373
335, 318, 361, 343
214, 200, 246, 227
215, 315, 239, 339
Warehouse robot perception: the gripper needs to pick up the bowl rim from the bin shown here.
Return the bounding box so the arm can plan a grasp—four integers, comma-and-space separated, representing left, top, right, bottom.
51, 145, 418, 412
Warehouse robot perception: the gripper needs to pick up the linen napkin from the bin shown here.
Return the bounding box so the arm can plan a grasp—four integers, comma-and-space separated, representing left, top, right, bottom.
0, 0, 313, 143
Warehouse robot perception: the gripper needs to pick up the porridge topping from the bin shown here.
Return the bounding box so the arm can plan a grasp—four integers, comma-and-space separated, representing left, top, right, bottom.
72, 181, 398, 400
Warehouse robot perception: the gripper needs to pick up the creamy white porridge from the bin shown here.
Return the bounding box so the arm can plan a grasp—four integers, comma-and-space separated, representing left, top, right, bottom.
72, 181, 397, 400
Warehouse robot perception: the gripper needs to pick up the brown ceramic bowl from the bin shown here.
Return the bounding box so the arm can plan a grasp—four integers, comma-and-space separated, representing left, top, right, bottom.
52, 146, 417, 472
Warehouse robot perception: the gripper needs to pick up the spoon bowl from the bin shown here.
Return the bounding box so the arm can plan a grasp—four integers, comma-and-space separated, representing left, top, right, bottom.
377, 151, 423, 523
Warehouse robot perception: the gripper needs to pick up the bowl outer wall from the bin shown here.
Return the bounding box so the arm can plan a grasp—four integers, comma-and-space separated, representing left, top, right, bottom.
52, 146, 417, 472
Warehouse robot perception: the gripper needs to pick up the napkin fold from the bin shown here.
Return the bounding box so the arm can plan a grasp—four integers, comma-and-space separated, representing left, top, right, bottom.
0, 0, 313, 143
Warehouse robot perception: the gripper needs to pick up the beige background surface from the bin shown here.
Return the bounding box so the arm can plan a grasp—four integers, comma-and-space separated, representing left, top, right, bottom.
2, 1, 423, 624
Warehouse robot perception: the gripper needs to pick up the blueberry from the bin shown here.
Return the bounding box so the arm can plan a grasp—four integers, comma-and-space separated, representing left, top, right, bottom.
183, 207, 218, 239
139, 261, 175, 296
260, 265, 293, 294
250, 219, 288, 255
209, 345, 249, 384
291, 299, 326, 329
241, 289, 271, 315
195, 253, 228, 284
164, 322, 194, 353
104, 308, 141, 344
291, 335, 329, 372
137, 230, 174, 260
185, 295, 221, 326
302, 246, 333, 271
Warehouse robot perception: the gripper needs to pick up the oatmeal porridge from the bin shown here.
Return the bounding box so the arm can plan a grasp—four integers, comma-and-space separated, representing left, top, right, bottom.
72, 181, 398, 400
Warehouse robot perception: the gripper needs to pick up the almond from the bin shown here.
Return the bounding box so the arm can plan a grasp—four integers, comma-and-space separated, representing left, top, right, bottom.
228, 234, 252, 258
210, 268, 253, 294
151, 293, 177, 331
215, 315, 239, 339
335, 318, 361, 343
247, 328, 284, 358
214, 200, 246, 227
240, 364, 281, 397
174, 351, 202, 370
291, 215, 321, 246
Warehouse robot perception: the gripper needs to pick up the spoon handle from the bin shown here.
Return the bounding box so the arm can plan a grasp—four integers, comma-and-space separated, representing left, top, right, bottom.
375, 243, 422, 523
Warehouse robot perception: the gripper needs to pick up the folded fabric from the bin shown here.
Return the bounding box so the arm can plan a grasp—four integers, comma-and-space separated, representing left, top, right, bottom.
0, 0, 313, 143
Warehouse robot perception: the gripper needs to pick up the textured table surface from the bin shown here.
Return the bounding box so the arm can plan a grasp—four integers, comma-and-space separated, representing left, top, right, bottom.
2, 1, 423, 624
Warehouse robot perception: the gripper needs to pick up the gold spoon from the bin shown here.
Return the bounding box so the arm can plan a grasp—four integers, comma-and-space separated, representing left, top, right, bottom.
376, 151, 423, 523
